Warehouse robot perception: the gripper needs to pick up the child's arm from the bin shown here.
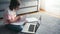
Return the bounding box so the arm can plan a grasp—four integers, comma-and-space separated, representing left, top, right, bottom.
13, 16, 20, 22
8, 16, 20, 23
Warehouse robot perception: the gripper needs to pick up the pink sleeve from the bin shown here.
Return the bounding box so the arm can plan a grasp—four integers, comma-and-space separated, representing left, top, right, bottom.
4, 10, 15, 24
4, 13, 12, 20
4, 11, 12, 20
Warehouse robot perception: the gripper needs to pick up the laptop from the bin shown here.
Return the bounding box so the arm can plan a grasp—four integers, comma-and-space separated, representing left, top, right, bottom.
22, 23, 37, 33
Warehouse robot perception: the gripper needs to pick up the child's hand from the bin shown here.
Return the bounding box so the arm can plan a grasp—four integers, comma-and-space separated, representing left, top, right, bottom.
8, 16, 17, 22
11, 16, 20, 22
8, 15, 21, 23
14, 16, 20, 21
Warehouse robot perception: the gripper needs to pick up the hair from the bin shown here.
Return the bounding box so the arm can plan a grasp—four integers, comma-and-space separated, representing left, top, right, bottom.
9, 0, 20, 10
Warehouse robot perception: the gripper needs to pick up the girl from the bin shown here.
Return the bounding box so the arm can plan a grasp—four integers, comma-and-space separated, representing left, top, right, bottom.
4, 0, 26, 32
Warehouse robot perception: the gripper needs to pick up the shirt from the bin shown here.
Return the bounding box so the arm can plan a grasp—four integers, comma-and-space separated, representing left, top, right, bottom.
4, 9, 26, 25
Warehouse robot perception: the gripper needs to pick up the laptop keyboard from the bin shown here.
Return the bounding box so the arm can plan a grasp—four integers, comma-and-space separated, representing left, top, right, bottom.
28, 25, 35, 32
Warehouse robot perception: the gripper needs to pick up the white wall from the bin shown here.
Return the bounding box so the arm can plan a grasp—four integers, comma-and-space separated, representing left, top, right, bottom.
45, 0, 60, 15
40, 0, 45, 9
38, 0, 40, 10
40, 0, 60, 16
